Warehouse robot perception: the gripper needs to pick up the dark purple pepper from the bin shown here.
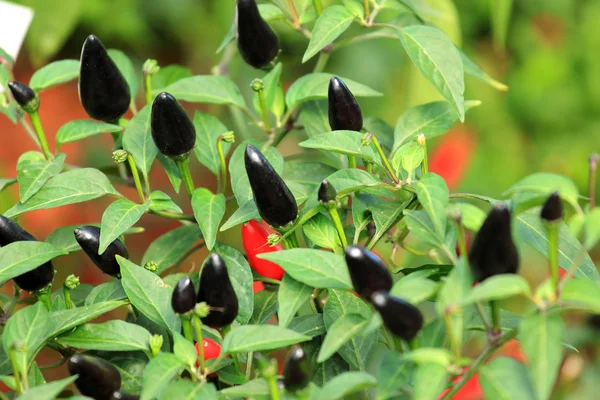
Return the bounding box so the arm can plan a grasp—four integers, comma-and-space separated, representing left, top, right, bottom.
150, 92, 196, 157
344, 245, 393, 301
68, 354, 122, 400
245, 144, 297, 227
371, 292, 423, 342
468, 204, 519, 282
237, 0, 279, 69
0, 215, 54, 292
171, 276, 196, 314
111, 392, 140, 400
328, 77, 363, 132
318, 180, 337, 204
540, 191, 563, 222
74, 226, 129, 277
197, 254, 239, 327
8, 81, 36, 109
283, 346, 311, 393
79, 35, 131, 122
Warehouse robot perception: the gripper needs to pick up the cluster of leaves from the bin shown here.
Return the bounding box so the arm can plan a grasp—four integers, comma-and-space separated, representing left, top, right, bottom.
0, 1, 599, 399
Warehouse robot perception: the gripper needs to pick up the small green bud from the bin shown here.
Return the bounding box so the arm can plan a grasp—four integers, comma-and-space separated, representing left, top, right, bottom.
361, 132, 373, 146
194, 302, 210, 318
417, 134, 426, 146
251, 78, 264, 92
221, 131, 235, 143
144, 261, 158, 273
143, 59, 160, 76
64, 274, 80, 290
149, 334, 163, 356
267, 233, 282, 246
112, 149, 129, 164
10, 340, 27, 353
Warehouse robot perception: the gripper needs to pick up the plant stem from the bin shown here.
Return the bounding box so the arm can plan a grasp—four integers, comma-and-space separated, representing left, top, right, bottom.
364, 0, 370, 20
327, 207, 348, 248
217, 136, 228, 194
490, 300, 501, 335
475, 302, 492, 334
149, 209, 195, 222
348, 156, 357, 168
455, 220, 468, 257
366, 163, 373, 174
313, 0, 323, 15
35, 292, 51, 310
267, 372, 282, 400
589, 154, 598, 209
192, 315, 206, 374
371, 134, 399, 183
246, 352, 254, 380
313, 51, 330, 73
127, 154, 146, 203
420, 136, 428, 175
267, 124, 293, 149
443, 312, 461, 360
282, 231, 299, 249
144, 74, 153, 105
63, 286, 73, 310
257, 89, 272, 134
182, 316, 194, 344
546, 222, 560, 290
29, 111, 53, 160
288, 0, 300, 27
175, 156, 195, 197
9, 345, 23, 395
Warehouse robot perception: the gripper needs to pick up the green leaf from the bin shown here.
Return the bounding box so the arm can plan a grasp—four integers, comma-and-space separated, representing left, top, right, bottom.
252, 62, 283, 114
17, 152, 66, 203
298, 100, 344, 167
313, 354, 349, 387
278, 274, 312, 328
504, 173, 579, 212
392, 100, 480, 151
192, 111, 231, 176
560, 278, 600, 313
467, 274, 531, 303
118, 257, 180, 333
391, 275, 438, 305
222, 325, 310, 354
217, 365, 246, 385
0, 101, 18, 124
4, 168, 120, 217
395, 144, 425, 176
302, 6, 355, 63
316, 372, 376, 400
192, 188, 225, 250
299, 130, 381, 165
106, 352, 146, 394
157, 153, 182, 193
141, 353, 186, 400
99, 199, 149, 254
259, 249, 352, 289
303, 213, 341, 251
141, 225, 201, 274
46, 301, 127, 339
151, 65, 192, 93
520, 313, 564, 400
85, 280, 127, 305
107, 49, 138, 98
454, 202, 486, 232
17, 375, 78, 400
415, 173, 449, 240
56, 120, 122, 147
160, 381, 218, 400
220, 200, 260, 232
318, 313, 369, 364
377, 352, 411, 399
29, 60, 79, 91
460, 50, 508, 91
214, 243, 255, 325
0, 241, 66, 285
172, 332, 198, 367
283, 161, 337, 185
47, 224, 140, 254
288, 314, 326, 337
368, 196, 413, 248
490, 0, 513, 51
148, 191, 182, 214
164, 76, 246, 108
249, 289, 278, 325
0, 178, 17, 193
413, 362, 448, 400
286, 73, 381, 108
123, 105, 157, 183
219, 379, 269, 398
480, 357, 536, 400
56, 320, 151, 352
398, 25, 465, 120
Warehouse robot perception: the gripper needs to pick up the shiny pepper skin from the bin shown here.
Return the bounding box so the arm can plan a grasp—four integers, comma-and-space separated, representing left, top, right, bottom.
318, 180, 337, 204
283, 346, 311, 393
540, 191, 563, 222
74, 226, 129, 277
242, 220, 285, 280
79, 35, 131, 122
328, 77, 363, 132
197, 254, 239, 327
468, 204, 519, 282
237, 0, 279, 69
0, 215, 54, 292
68, 354, 122, 400
150, 92, 196, 157
371, 291, 423, 342
7, 81, 36, 109
344, 245, 393, 301
195, 338, 222, 366
171, 276, 197, 314
245, 144, 297, 228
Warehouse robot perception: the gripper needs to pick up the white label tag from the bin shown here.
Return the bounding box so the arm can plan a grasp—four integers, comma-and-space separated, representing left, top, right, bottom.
0, 0, 34, 62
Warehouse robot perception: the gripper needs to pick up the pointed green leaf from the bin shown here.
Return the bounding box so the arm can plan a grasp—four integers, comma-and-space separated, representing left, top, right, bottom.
17, 152, 65, 203
278, 274, 312, 328
123, 105, 157, 183
29, 60, 79, 91
480, 357, 536, 400
56, 320, 151, 352
56, 120, 122, 147
299, 130, 382, 165
0, 241, 66, 285
191, 189, 225, 250
317, 313, 369, 363
303, 6, 355, 63
99, 199, 149, 254
164, 76, 246, 108
17, 375, 78, 400
141, 225, 202, 274
303, 213, 341, 251
222, 325, 310, 354
192, 111, 231, 176
141, 353, 186, 400
467, 274, 531, 303
316, 372, 376, 400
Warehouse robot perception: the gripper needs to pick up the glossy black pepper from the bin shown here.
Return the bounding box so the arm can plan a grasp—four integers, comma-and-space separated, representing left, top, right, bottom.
237, 0, 279, 69
344, 245, 393, 300
171, 276, 197, 314
371, 292, 423, 342
328, 77, 363, 132
79, 35, 131, 122
540, 191, 563, 222
318, 180, 337, 204
283, 346, 311, 393
197, 254, 239, 327
74, 226, 129, 277
8, 81, 36, 108
245, 144, 298, 227
68, 354, 122, 400
0, 215, 54, 292
468, 204, 519, 282
150, 92, 196, 157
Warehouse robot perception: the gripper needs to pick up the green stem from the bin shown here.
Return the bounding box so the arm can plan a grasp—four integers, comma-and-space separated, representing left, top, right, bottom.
475, 302, 492, 334
348, 156, 357, 169
455, 220, 467, 258
182, 316, 194, 344
35, 292, 51, 311
421, 137, 428, 175
29, 111, 53, 160
443, 312, 461, 360
313, 51, 330, 73
327, 207, 348, 249
217, 137, 228, 194
409, 336, 419, 351
246, 352, 254, 380
149, 209, 195, 222
546, 222, 560, 290
288, 0, 300, 27
175, 156, 195, 197
9, 346, 23, 395
267, 373, 282, 400
127, 154, 146, 203
366, 162, 373, 174
313, 0, 323, 15
364, 0, 370, 20
490, 300, 501, 335
282, 232, 299, 249
371, 135, 399, 183
144, 74, 153, 105
257, 89, 272, 133
192, 315, 206, 374
63, 287, 73, 310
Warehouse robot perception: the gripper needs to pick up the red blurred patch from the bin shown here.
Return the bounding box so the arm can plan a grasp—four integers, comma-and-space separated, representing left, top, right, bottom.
253, 281, 265, 293
429, 129, 477, 191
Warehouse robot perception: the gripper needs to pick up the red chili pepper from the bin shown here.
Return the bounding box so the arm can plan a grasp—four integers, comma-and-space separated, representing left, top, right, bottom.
253, 281, 265, 293
242, 220, 285, 280
429, 128, 476, 191
195, 338, 223, 377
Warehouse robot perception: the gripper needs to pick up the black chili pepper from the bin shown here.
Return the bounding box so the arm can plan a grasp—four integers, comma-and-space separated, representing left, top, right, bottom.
150, 92, 196, 157
282, 346, 311, 393
0, 215, 54, 292
197, 253, 239, 327
468, 204, 519, 282
371, 291, 423, 342
79, 35, 131, 122
171, 276, 196, 314
344, 245, 393, 300
245, 144, 298, 227
8, 81, 37, 111
237, 0, 279, 69
328, 77, 363, 132
68, 354, 122, 400
540, 191, 563, 222
318, 180, 337, 204
74, 226, 129, 277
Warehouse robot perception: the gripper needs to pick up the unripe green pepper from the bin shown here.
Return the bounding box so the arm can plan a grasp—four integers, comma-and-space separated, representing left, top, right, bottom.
371, 292, 423, 342
68, 354, 122, 400
344, 245, 393, 301
328, 77, 363, 132
237, 0, 279, 69
197, 254, 239, 327
150, 92, 196, 157
74, 226, 129, 277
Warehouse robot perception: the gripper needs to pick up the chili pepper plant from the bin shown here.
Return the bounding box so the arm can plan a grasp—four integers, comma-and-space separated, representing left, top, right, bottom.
0, 1, 599, 399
